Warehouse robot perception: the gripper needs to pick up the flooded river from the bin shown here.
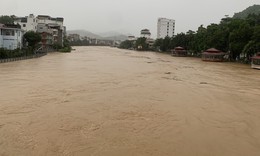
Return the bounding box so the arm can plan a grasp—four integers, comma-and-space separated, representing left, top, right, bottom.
0, 46, 260, 156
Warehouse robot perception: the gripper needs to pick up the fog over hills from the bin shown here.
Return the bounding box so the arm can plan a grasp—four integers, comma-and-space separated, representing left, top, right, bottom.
67, 30, 130, 41
97, 31, 123, 37
67, 30, 102, 39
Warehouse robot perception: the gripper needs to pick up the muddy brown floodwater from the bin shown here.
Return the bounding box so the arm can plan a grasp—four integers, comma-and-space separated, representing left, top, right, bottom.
0, 46, 260, 156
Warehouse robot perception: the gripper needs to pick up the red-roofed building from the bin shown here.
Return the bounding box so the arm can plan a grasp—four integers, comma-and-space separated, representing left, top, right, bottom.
251, 52, 260, 69
201, 48, 225, 62
171, 46, 187, 57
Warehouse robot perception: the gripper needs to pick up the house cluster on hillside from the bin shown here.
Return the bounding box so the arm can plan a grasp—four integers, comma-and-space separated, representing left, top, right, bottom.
0, 14, 66, 51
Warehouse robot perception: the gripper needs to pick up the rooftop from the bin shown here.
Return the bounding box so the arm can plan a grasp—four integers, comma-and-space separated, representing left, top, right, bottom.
141, 29, 151, 35
0, 23, 22, 30
252, 52, 260, 59
202, 48, 225, 55
204, 48, 223, 53
174, 46, 185, 50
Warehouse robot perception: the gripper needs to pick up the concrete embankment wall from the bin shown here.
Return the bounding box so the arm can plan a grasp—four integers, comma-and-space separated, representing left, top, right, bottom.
0, 53, 47, 64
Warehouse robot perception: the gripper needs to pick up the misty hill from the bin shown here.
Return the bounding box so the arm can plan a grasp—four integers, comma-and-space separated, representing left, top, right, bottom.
103, 35, 128, 41
67, 30, 102, 39
97, 31, 128, 40
97, 31, 123, 38
233, 4, 260, 19
67, 30, 129, 41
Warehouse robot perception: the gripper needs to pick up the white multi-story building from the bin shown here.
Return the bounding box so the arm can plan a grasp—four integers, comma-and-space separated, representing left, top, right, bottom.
13, 14, 66, 50
14, 14, 38, 32
140, 29, 151, 38
37, 15, 63, 28
37, 15, 65, 46
157, 18, 175, 39
0, 24, 24, 50
127, 36, 136, 41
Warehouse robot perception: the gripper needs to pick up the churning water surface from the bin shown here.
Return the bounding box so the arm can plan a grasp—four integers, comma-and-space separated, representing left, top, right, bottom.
0, 46, 260, 156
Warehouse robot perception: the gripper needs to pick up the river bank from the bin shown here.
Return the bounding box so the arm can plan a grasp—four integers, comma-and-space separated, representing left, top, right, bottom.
0, 52, 47, 64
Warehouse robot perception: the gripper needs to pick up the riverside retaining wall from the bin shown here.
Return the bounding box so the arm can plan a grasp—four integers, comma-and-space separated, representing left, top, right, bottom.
0, 53, 47, 64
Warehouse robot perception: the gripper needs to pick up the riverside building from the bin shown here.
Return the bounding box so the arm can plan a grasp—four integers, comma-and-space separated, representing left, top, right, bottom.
0, 24, 23, 50
140, 29, 151, 38
157, 18, 175, 39
14, 14, 38, 32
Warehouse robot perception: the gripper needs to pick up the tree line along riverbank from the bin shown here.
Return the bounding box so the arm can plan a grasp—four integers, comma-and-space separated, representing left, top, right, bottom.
120, 6, 260, 64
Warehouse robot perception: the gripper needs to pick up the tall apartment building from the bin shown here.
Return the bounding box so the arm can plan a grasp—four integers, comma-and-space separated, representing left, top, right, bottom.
157, 18, 175, 39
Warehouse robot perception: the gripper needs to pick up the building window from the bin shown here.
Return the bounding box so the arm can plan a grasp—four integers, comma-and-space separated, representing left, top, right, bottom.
23, 24, 26, 27
21, 18, 27, 23
2, 30, 15, 36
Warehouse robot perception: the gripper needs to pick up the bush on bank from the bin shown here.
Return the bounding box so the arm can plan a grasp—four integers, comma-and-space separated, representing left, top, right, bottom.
59, 47, 72, 53
53, 38, 72, 53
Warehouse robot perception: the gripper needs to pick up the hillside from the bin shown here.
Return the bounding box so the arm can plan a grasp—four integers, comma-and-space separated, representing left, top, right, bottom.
97, 31, 123, 38
233, 4, 260, 19
67, 30, 129, 41
103, 35, 128, 41
67, 30, 102, 39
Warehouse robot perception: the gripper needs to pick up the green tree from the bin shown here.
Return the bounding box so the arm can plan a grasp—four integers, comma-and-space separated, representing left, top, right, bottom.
172, 33, 189, 49
205, 23, 229, 52
0, 15, 14, 24
119, 40, 134, 49
243, 25, 260, 57
233, 5, 260, 19
160, 36, 171, 52
23, 31, 42, 50
135, 37, 148, 51
154, 38, 163, 51
185, 30, 195, 50
229, 21, 253, 60
191, 25, 207, 54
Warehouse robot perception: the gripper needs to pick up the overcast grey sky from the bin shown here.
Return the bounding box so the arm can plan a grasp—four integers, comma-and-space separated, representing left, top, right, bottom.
1, 0, 259, 37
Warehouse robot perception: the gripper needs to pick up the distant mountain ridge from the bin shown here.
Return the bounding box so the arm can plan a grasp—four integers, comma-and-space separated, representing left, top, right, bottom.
97, 31, 123, 37
67, 30, 102, 39
67, 30, 129, 41
233, 4, 260, 19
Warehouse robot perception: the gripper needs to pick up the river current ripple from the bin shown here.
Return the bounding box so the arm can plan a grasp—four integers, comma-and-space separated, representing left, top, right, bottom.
0, 46, 260, 156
